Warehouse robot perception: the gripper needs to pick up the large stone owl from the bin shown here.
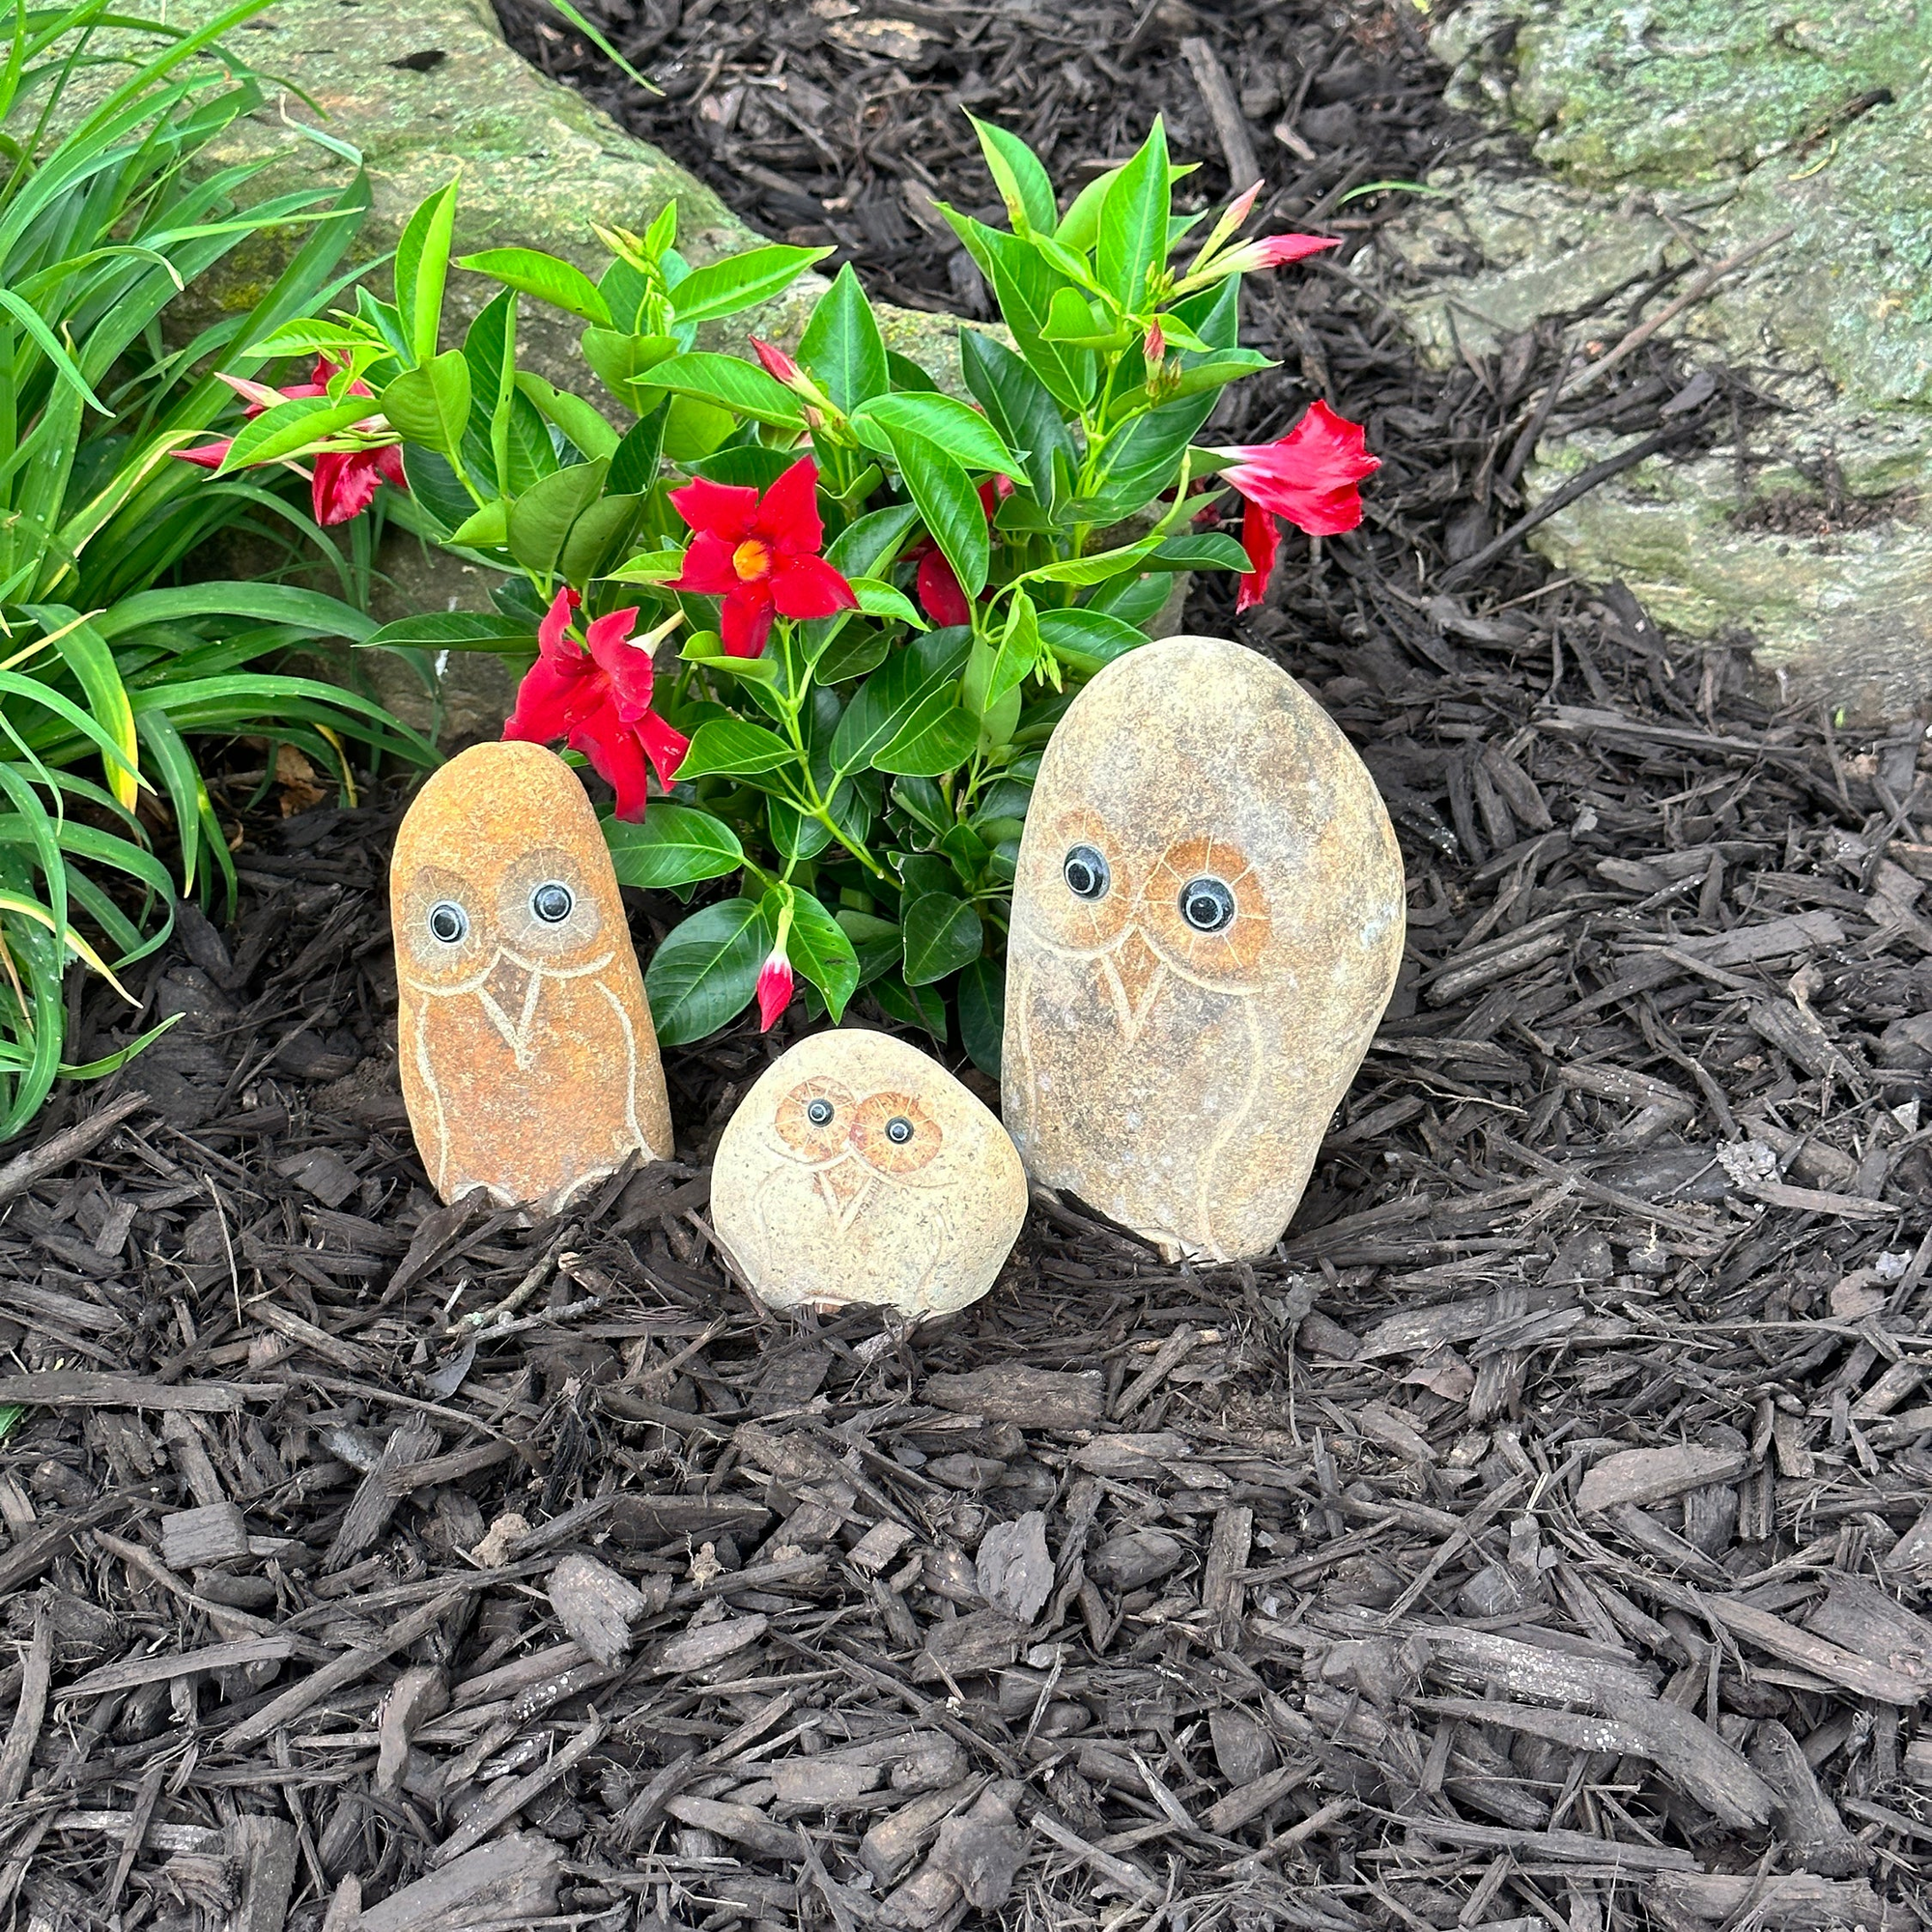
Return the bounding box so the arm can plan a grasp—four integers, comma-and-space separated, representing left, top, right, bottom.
711, 1029, 1027, 1317
1003, 635, 1405, 1262
390, 741, 672, 1208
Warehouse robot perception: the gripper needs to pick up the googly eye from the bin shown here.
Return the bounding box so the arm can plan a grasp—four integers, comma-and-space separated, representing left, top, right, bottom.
531, 881, 573, 923
427, 900, 468, 946
807, 1097, 836, 1127
1179, 876, 1236, 933
885, 1116, 914, 1146
1063, 844, 1110, 901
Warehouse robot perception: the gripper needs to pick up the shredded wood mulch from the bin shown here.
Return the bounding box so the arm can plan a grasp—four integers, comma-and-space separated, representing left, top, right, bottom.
6, 3, 1932, 1931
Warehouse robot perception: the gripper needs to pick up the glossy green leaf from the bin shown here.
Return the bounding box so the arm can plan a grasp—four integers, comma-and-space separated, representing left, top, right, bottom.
1148, 530, 1250, 571
886, 430, 986, 600
799, 262, 888, 412
634, 352, 805, 428
363, 611, 535, 651
901, 892, 983, 986
968, 114, 1057, 234
1038, 606, 1149, 670
395, 178, 459, 366
957, 955, 1004, 1077
852, 392, 1016, 477
830, 630, 970, 776
645, 897, 770, 1044
217, 394, 376, 472
959, 327, 1075, 508
674, 717, 796, 780
1097, 117, 1169, 313
456, 246, 612, 326
849, 577, 925, 628
505, 458, 609, 578
380, 349, 471, 458
668, 244, 830, 326
783, 886, 860, 1022
515, 371, 620, 458
604, 804, 744, 889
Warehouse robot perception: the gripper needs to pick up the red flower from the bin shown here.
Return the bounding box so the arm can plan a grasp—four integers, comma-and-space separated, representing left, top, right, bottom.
1213, 401, 1378, 610
755, 902, 795, 1032
1236, 497, 1280, 614
502, 589, 689, 822
668, 457, 856, 658
911, 475, 1012, 627
174, 357, 407, 527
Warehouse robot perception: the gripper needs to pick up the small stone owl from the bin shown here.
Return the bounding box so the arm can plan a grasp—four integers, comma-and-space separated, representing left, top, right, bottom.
1003, 635, 1405, 1262
710, 1030, 1027, 1317
391, 741, 672, 1208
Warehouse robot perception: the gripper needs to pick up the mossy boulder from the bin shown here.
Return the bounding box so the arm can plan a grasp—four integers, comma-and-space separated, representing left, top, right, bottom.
1386, 1, 1932, 719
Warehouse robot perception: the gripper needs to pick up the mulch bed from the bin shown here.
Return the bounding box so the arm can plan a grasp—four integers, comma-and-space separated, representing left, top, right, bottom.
5, 3, 1932, 1930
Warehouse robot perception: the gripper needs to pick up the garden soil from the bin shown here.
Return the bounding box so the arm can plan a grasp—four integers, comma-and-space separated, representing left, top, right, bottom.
6, 3, 1932, 1929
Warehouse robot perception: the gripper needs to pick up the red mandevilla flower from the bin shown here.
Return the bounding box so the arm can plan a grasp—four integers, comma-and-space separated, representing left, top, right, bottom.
175, 357, 407, 526
755, 901, 796, 1033
912, 475, 1012, 627
1210, 401, 1379, 611
502, 589, 690, 823
668, 457, 856, 658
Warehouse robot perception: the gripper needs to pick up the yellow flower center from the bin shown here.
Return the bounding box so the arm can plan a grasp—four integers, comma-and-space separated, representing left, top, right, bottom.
732, 538, 772, 582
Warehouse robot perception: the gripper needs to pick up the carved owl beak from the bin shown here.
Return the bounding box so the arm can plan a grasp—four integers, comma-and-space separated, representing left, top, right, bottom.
815, 1157, 872, 1221
483, 954, 534, 1020
1104, 928, 1167, 1040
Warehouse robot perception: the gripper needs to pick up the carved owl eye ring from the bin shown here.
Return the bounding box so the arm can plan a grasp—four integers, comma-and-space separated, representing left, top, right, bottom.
1179, 876, 1236, 932
530, 881, 574, 924
1063, 844, 1110, 900
807, 1097, 836, 1127
885, 1115, 914, 1145
427, 900, 469, 946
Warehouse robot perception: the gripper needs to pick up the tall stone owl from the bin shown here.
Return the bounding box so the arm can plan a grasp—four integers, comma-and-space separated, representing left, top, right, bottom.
390, 741, 672, 1208
1003, 635, 1405, 1262
711, 1029, 1027, 1317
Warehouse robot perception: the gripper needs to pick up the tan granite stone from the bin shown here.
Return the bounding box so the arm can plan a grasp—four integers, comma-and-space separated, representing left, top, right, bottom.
1002, 635, 1406, 1262
391, 741, 671, 1207
711, 1030, 1026, 1318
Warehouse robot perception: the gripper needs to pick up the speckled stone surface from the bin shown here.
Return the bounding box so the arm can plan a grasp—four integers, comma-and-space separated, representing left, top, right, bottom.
391, 741, 672, 1207
711, 1030, 1027, 1318
1003, 635, 1405, 1262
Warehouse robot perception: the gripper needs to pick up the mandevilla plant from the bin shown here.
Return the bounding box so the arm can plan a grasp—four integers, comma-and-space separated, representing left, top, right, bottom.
212, 116, 1378, 1070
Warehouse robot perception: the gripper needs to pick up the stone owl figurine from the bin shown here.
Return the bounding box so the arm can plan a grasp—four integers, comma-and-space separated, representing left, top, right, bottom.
1003, 635, 1405, 1262
710, 1029, 1027, 1317
390, 741, 672, 1208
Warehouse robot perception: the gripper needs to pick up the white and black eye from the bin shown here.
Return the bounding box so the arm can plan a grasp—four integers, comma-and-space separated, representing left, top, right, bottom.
1063, 844, 1109, 901
427, 900, 469, 945
1179, 876, 1236, 933
886, 1115, 915, 1145
530, 881, 574, 924
807, 1097, 836, 1127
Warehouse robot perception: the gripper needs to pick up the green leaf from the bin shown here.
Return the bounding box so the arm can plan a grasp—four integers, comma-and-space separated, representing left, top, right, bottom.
674, 717, 796, 780
1016, 534, 1162, 587
901, 892, 983, 986
456, 246, 612, 325
609, 401, 669, 494
604, 804, 744, 888
645, 897, 770, 1044
505, 458, 609, 577
784, 887, 860, 1022
515, 371, 620, 459
968, 114, 1057, 235
636, 352, 806, 428
558, 492, 644, 584
1097, 117, 1169, 313
395, 179, 460, 366
1040, 285, 1118, 346
957, 955, 1005, 1077
852, 392, 1016, 477
830, 630, 971, 775
872, 700, 978, 777
581, 328, 680, 405
870, 975, 948, 1040
888, 431, 986, 600
1057, 164, 1122, 253
1149, 530, 1250, 571
849, 577, 925, 628
959, 327, 1076, 508
837, 911, 903, 985
218, 394, 378, 472
381, 349, 472, 458
799, 262, 888, 412
1039, 606, 1149, 670
668, 244, 831, 326
363, 611, 535, 650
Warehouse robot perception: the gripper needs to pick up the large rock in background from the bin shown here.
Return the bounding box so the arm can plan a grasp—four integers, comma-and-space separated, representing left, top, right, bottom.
162, 0, 971, 741
1381, 0, 1932, 719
